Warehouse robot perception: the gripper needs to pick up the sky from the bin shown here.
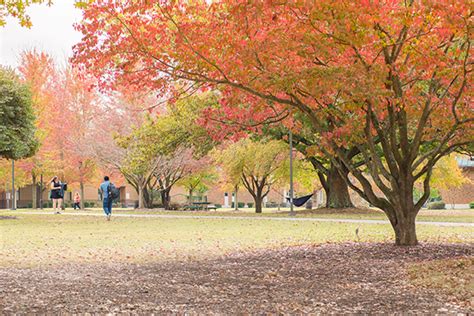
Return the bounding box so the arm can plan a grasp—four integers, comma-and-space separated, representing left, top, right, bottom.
0, 1, 83, 68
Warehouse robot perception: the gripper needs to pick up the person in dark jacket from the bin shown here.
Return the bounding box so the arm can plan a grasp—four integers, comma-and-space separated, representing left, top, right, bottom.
50, 176, 62, 214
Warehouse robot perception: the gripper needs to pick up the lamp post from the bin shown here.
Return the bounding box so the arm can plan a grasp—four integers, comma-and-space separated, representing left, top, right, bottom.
40, 174, 43, 209
11, 160, 16, 210
289, 130, 295, 216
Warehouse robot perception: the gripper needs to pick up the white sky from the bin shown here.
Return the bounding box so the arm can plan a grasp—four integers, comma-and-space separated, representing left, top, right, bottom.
0, 1, 83, 68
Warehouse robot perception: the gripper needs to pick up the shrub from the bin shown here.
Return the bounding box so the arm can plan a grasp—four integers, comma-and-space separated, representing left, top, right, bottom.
169, 203, 181, 210
238, 202, 245, 208
42, 201, 52, 208
469, 202, 474, 209
247, 202, 254, 208
427, 201, 446, 210
84, 201, 90, 208
214, 204, 222, 208
26, 202, 32, 208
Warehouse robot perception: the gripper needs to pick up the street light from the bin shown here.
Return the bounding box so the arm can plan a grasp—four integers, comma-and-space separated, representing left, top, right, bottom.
289, 130, 295, 216
11, 160, 16, 210
40, 174, 43, 209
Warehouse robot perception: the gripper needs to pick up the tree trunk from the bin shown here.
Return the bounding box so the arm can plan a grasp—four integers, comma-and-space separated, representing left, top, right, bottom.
161, 188, 171, 210
143, 187, 153, 208
189, 189, 193, 204
253, 186, 265, 214
326, 162, 354, 208
32, 174, 37, 209
392, 213, 418, 246
254, 195, 263, 213
80, 181, 85, 210
138, 185, 144, 209
234, 187, 238, 211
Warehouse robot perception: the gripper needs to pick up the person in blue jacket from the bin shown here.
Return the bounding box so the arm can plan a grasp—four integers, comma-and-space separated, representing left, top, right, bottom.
99, 176, 113, 221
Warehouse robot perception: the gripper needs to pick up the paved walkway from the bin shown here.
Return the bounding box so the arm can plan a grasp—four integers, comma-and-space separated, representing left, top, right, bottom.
8, 211, 474, 227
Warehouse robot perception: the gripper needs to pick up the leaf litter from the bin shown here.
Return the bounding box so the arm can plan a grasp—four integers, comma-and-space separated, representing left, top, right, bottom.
0, 242, 472, 314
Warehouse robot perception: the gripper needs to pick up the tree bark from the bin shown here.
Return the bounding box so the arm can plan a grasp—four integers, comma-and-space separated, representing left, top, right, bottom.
189, 189, 193, 204
253, 186, 265, 214
234, 186, 238, 211
392, 213, 418, 246
326, 162, 354, 208
138, 185, 144, 209
255, 195, 263, 213
80, 181, 85, 210
143, 187, 153, 208
161, 188, 171, 210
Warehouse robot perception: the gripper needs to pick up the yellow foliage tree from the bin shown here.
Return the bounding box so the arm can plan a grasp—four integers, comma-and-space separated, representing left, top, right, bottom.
430, 156, 470, 207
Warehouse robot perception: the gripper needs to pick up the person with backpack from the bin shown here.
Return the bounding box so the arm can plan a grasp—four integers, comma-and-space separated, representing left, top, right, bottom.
99, 176, 118, 221
50, 176, 62, 214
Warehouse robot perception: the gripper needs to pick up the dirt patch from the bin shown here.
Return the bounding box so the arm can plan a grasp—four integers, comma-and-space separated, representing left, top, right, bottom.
0, 243, 472, 314
0, 215, 17, 220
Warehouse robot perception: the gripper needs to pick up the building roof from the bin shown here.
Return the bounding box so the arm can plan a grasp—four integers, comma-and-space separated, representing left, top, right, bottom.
456, 156, 474, 168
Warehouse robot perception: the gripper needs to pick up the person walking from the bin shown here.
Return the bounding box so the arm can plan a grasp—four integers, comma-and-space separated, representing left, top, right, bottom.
73, 192, 81, 210
100, 176, 113, 221
50, 176, 62, 214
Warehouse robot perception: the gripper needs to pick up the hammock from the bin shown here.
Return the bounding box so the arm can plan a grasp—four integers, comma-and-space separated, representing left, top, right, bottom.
287, 194, 313, 207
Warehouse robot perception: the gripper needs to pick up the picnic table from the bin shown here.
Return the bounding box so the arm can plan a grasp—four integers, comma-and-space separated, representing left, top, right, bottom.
187, 202, 217, 211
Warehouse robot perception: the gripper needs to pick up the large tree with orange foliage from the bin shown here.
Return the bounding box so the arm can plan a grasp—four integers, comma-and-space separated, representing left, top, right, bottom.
73, 1, 473, 245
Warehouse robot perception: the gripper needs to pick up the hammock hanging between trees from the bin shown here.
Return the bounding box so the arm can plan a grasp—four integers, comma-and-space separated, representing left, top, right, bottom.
287, 194, 313, 207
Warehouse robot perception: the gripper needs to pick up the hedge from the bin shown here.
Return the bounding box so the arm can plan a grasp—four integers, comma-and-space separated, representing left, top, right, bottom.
427, 201, 446, 210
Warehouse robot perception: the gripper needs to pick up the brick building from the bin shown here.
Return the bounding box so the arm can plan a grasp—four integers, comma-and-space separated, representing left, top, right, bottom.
1, 157, 472, 209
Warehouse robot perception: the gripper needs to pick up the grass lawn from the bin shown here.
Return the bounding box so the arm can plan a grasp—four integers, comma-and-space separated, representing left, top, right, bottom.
0, 211, 472, 268
7, 206, 473, 223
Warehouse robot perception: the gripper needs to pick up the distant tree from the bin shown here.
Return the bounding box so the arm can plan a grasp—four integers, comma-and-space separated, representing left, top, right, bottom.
114, 117, 203, 209
429, 155, 471, 208
156, 92, 218, 157
149, 93, 219, 208
114, 119, 164, 209
0, 159, 29, 198
18, 50, 58, 208
154, 149, 195, 210
0, 67, 38, 160
179, 166, 217, 204
214, 139, 287, 213
61, 66, 101, 209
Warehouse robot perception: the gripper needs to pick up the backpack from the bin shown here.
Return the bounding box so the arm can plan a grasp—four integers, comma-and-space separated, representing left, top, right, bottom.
107, 183, 120, 200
